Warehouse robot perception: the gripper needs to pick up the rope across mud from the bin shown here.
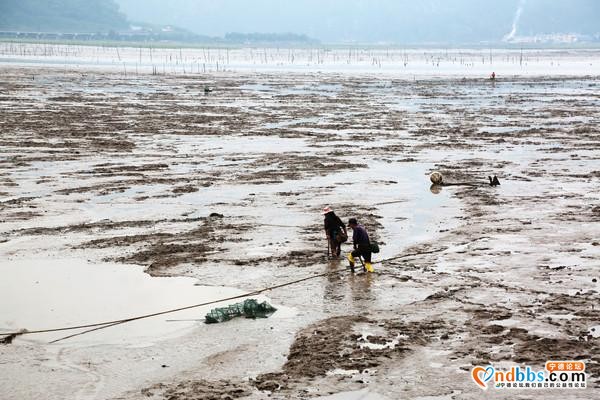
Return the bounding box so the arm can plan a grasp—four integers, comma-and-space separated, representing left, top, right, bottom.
0, 173, 482, 344
0, 248, 445, 344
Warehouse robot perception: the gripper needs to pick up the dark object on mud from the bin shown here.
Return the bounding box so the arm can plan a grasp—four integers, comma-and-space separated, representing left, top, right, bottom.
0, 334, 18, 345
370, 242, 380, 254
205, 299, 277, 324
0, 329, 27, 345
204, 86, 213, 94
489, 175, 501, 186
209, 212, 224, 218
429, 171, 501, 188
430, 171, 443, 185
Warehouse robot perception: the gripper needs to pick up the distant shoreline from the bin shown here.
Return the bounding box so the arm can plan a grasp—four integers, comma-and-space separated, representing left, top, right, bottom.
2, 38, 600, 51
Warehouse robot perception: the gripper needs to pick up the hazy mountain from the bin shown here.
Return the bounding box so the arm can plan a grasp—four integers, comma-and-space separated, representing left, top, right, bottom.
115, 0, 600, 44
0, 0, 129, 32
1, 0, 598, 43
517, 0, 600, 37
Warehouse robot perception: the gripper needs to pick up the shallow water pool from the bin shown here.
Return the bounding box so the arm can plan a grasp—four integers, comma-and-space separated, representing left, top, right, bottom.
0, 258, 251, 346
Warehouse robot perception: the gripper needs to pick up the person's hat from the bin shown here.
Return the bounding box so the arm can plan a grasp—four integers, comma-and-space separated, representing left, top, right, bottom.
322, 206, 333, 214
347, 218, 358, 226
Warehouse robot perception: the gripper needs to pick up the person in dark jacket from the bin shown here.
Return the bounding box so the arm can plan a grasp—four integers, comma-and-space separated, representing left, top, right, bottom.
347, 218, 374, 273
323, 207, 347, 257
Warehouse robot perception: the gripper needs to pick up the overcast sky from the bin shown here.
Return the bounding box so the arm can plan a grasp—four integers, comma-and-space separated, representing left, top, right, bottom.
115, 0, 599, 43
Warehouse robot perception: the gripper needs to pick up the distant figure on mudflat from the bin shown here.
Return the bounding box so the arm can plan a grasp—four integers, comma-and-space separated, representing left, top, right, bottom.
323, 207, 347, 258
490, 72, 496, 80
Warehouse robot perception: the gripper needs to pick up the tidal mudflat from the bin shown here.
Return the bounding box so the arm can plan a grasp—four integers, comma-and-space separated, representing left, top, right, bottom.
1, 48, 599, 399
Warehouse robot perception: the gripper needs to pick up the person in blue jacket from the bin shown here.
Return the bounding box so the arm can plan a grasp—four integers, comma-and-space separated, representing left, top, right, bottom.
347, 218, 373, 273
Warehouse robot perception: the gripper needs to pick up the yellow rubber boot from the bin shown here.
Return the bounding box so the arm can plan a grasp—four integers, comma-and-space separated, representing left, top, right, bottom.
365, 262, 374, 273
346, 253, 356, 273
347, 253, 355, 267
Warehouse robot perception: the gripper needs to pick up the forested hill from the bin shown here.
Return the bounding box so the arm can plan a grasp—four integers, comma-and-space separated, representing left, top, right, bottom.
0, 0, 129, 32
116, 0, 600, 44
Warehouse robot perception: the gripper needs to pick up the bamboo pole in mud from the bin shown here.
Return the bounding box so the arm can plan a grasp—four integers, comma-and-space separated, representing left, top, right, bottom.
520, 47, 523, 67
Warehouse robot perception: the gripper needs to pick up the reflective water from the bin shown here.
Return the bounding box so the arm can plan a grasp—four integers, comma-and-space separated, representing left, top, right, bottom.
0, 258, 251, 346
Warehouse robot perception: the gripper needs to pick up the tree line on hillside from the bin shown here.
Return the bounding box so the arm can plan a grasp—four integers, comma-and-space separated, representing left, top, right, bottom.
224, 32, 318, 44
0, 0, 128, 32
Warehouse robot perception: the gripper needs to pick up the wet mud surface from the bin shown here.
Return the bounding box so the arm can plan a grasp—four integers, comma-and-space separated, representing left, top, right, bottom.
1, 65, 599, 399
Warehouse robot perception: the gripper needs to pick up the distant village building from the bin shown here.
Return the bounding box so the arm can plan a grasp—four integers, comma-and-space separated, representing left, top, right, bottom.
504, 33, 593, 44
